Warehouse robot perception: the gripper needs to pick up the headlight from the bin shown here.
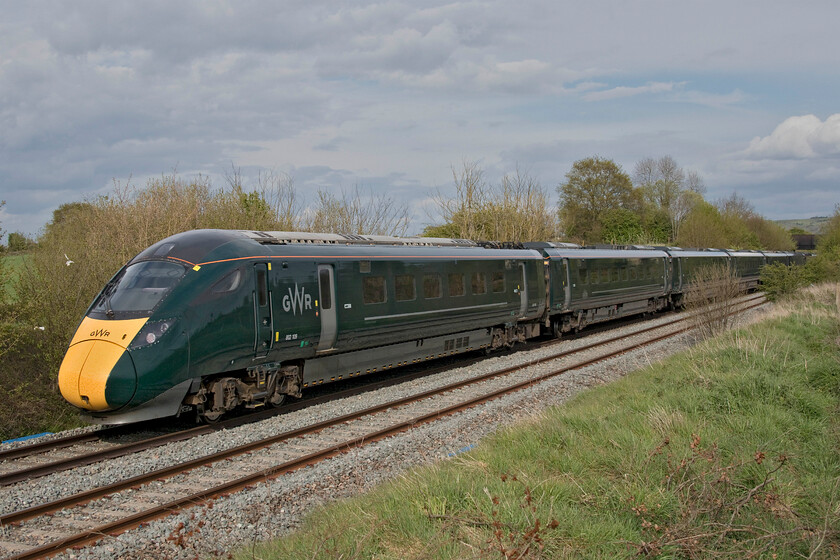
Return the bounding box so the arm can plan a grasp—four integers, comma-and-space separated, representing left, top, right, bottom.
129, 319, 174, 349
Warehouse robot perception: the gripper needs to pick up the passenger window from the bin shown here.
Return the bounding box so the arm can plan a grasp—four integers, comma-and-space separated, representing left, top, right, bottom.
423, 274, 442, 299
630, 269, 637, 280
579, 269, 588, 284
492, 271, 505, 293
600, 269, 609, 283
449, 273, 465, 297
590, 269, 598, 284
471, 272, 487, 295
395, 275, 416, 302
363, 276, 386, 304
612, 269, 619, 282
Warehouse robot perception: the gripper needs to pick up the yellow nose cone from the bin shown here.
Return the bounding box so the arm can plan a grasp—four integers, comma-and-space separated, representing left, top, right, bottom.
59, 340, 124, 409
58, 317, 148, 411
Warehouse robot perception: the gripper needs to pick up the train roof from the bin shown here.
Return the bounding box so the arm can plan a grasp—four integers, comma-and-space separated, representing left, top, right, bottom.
239, 230, 479, 247
723, 249, 766, 258
132, 229, 543, 268
541, 247, 669, 259
664, 248, 730, 258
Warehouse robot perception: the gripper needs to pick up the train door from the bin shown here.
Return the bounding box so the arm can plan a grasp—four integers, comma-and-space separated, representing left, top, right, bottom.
562, 258, 571, 309
254, 263, 273, 358
317, 264, 337, 352
518, 263, 528, 317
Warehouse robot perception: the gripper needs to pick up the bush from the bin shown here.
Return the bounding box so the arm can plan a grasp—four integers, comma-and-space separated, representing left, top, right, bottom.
760, 262, 807, 301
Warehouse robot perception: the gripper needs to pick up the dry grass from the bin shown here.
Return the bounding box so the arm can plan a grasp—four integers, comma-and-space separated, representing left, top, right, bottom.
684, 264, 743, 341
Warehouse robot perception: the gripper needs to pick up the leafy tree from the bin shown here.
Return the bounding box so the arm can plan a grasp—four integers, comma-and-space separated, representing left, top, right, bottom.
7, 232, 33, 252
641, 208, 672, 244
601, 208, 645, 244
745, 216, 795, 250
675, 201, 729, 248
421, 222, 463, 239
558, 156, 636, 243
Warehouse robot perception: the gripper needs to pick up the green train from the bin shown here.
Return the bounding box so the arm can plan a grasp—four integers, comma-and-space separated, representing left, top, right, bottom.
58, 230, 799, 424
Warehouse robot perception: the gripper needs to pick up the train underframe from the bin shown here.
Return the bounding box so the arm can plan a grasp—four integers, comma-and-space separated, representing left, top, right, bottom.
548, 296, 670, 338
185, 322, 542, 422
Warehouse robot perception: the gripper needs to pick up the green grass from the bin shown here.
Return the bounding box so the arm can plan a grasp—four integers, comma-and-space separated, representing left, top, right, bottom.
1, 253, 27, 300
237, 286, 840, 559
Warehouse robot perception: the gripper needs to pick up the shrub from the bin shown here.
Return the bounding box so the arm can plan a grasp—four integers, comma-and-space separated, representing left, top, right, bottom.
760, 262, 807, 301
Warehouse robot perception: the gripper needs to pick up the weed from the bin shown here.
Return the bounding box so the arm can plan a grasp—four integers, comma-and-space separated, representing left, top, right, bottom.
628, 434, 837, 558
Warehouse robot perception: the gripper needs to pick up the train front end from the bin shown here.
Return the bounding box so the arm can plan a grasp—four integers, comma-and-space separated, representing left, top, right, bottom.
58, 259, 190, 422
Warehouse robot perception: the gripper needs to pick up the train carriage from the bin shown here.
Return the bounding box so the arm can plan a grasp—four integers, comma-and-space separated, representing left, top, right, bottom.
724, 250, 766, 291
664, 248, 731, 306
527, 245, 670, 336
761, 251, 794, 266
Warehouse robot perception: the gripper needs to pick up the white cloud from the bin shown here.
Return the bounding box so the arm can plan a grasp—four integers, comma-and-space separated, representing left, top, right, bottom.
745, 114, 840, 160
584, 81, 682, 101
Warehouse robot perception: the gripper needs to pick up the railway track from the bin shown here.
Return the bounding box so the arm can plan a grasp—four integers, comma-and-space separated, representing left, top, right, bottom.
0, 294, 766, 559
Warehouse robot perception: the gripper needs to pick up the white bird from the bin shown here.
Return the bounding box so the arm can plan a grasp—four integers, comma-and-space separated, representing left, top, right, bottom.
34, 326, 45, 331
64, 254, 74, 266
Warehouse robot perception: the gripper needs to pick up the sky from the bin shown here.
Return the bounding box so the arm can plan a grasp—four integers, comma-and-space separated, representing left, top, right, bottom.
1, 0, 839, 239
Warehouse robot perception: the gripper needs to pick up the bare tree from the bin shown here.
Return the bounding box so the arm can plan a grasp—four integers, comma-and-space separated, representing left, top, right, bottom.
633, 155, 703, 242
257, 170, 301, 230
307, 186, 411, 236
716, 192, 755, 220
685, 169, 706, 194
489, 166, 556, 241
429, 161, 557, 242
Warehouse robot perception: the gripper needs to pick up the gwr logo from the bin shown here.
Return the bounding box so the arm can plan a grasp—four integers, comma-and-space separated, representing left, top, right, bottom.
282, 284, 313, 315
90, 328, 111, 338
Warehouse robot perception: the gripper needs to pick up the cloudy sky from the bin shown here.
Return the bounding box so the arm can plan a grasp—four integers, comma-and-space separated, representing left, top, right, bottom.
2, 0, 839, 238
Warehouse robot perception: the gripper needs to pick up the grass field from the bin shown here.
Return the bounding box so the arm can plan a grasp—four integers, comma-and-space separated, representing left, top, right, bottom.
775, 216, 831, 234
238, 284, 840, 559
1, 253, 27, 300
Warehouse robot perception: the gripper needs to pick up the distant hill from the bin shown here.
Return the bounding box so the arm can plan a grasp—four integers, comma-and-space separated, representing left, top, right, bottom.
774, 216, 830, 234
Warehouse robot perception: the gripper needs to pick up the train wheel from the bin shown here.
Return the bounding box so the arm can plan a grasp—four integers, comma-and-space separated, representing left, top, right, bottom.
199, 407, 225, 423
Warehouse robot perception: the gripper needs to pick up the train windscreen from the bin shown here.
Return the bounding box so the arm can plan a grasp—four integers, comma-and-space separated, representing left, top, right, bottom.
91, 261, 186, 318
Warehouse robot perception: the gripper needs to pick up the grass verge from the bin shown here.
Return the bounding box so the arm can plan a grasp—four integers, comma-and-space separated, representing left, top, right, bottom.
236, 284, 840, 559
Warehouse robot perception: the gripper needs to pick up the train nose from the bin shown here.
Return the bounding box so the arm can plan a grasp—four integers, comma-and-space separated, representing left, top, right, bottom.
58, 317, 146, 411
58, 340, 137, 410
